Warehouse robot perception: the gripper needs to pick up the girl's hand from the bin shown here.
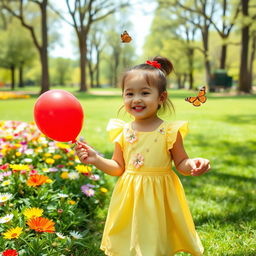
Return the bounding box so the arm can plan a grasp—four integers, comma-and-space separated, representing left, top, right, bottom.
74, 141, 98, 165
189, 158, 211, 176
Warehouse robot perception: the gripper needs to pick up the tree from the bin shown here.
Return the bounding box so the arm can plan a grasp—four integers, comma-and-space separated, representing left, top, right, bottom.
0, 20, 36, 89
162, 0, 215, 86
1, 0, 50, 94
248, 29, 256, 88
238, 0, 255, 93
87, 24, 105, 88
51, 0, 128, 92
51, 57, 72, 86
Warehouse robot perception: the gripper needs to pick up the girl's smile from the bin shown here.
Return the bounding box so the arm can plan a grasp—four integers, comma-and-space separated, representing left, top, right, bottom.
123, 72, 165, 121
132, 105, 146, 112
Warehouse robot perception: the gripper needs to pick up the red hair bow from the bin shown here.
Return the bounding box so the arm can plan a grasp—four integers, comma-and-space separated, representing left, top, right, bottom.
146, 60, 161, 69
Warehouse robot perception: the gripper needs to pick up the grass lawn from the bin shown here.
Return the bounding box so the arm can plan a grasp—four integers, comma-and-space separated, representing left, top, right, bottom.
0, 88, 256, 255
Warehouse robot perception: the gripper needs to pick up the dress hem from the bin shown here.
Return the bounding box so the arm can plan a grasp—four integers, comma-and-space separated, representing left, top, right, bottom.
100, 246, 203, 256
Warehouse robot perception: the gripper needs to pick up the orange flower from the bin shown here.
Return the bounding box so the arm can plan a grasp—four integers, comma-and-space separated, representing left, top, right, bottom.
26, 174, 49, 187
27, 217, 55, 233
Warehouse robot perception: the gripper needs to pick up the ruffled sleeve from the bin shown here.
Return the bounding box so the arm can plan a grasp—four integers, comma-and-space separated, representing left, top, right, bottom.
166, 121, 188, 150
106, 119, 126, 148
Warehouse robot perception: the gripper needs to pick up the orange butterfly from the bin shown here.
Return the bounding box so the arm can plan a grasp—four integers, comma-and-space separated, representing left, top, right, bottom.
121, 30, 132, 43
185, 86, 207, 107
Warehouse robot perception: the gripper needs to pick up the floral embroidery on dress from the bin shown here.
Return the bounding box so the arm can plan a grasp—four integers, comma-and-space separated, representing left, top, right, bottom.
159, 128, 165, 135
125, 129, 137, 144
132, 153, 144, 169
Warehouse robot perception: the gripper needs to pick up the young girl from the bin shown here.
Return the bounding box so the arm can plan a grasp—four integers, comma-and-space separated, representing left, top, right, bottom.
75, 56, 210, 256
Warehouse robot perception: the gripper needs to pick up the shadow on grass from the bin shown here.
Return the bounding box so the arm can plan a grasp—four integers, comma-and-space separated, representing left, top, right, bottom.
221, 114, 256, 125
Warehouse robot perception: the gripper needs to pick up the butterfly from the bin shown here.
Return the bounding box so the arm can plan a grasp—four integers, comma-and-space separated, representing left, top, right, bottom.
121, 30, 132, 43
185, 86, 207, 107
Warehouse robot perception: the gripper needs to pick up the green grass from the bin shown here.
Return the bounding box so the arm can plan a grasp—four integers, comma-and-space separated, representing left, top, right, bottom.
1, 88, 256, 255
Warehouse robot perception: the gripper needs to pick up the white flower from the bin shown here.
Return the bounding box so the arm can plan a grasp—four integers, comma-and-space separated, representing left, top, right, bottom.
58, 193, 69, 198
0, 193, 12, 203
23, 158, 33, 163
24, 149, 34, 155
1, 180, 11, 186
68, 172, 79, 180
0, 213, 14, 223
56, 232, 66, 239
90, 174, 100, 181
70, 231, 83, 239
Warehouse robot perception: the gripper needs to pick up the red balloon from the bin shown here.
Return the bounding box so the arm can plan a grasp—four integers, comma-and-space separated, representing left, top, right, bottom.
34, 89, 84, 142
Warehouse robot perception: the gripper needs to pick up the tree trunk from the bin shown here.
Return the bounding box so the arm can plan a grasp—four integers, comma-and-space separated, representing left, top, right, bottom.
181, 74, 187, 89
78, 34, 87, 92
89, 66, 94, 88
113, 50, 119, 87
248, 33, 256, 88
18, 63, 24, 88
96, 50, 100, 88
220, 43, 227, 69
187, 48, 194, 89
238, 0, 251, 93
177, 74, 182, 89
202, 28, 211, 86
40, 0, 50, 94
11, 65, 15, 90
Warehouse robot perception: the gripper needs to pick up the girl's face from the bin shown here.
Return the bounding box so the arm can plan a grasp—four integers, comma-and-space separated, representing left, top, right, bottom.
123, 71, 166, 121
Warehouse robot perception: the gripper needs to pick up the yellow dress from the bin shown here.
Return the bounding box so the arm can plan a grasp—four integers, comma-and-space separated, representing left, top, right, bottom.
100, 119, 204, 256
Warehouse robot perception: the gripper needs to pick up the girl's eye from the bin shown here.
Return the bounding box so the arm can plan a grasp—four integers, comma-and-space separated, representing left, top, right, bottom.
125, 92, 133, 96
142, 92, 150, 95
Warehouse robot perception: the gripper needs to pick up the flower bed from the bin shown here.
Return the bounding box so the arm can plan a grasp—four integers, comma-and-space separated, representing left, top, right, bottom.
0, 121, 109, 255
0, 92, 30, 100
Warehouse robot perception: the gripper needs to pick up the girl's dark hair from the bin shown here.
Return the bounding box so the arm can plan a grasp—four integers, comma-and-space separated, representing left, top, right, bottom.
120, 56, 175, 114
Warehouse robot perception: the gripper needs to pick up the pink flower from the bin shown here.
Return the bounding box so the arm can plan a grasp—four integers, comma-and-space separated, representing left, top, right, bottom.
29, 170, 38, 175
125, 129, 137, 144
0, 163, 9, 170
1, 171, 12, 177
132, 153, 144, 169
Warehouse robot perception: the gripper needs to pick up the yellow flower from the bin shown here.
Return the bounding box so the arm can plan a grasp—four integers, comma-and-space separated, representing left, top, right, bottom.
53, 154, 62, 160
60, 172, 69, 179
1, 148, 7, 156
56, 142, 70, 149
5, 135, 13, 140
35, 147, 43, 153
75, 164, 92, 174
45, 158, 55, 164
44, 153, 52, 157
67, 162, 74, 166
15, 152, 22, 157
46, 178, 53, 184
9, 164, 30, 171
68, 200, 76, 205
23, 207, 44, 219
100, 187, 108, 193
2, 227, 23, 239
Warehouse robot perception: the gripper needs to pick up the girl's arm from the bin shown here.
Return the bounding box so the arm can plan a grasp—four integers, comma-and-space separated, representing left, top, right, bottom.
170, 132, 210, 176
75, 141, 125, 176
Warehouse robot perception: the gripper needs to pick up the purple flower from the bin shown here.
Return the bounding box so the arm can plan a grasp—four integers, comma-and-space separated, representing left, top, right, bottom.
81, 185, 95, 197
48, 167, 59, 172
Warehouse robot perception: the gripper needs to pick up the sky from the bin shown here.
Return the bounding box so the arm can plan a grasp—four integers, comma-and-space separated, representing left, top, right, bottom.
50, 1, 157, 59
